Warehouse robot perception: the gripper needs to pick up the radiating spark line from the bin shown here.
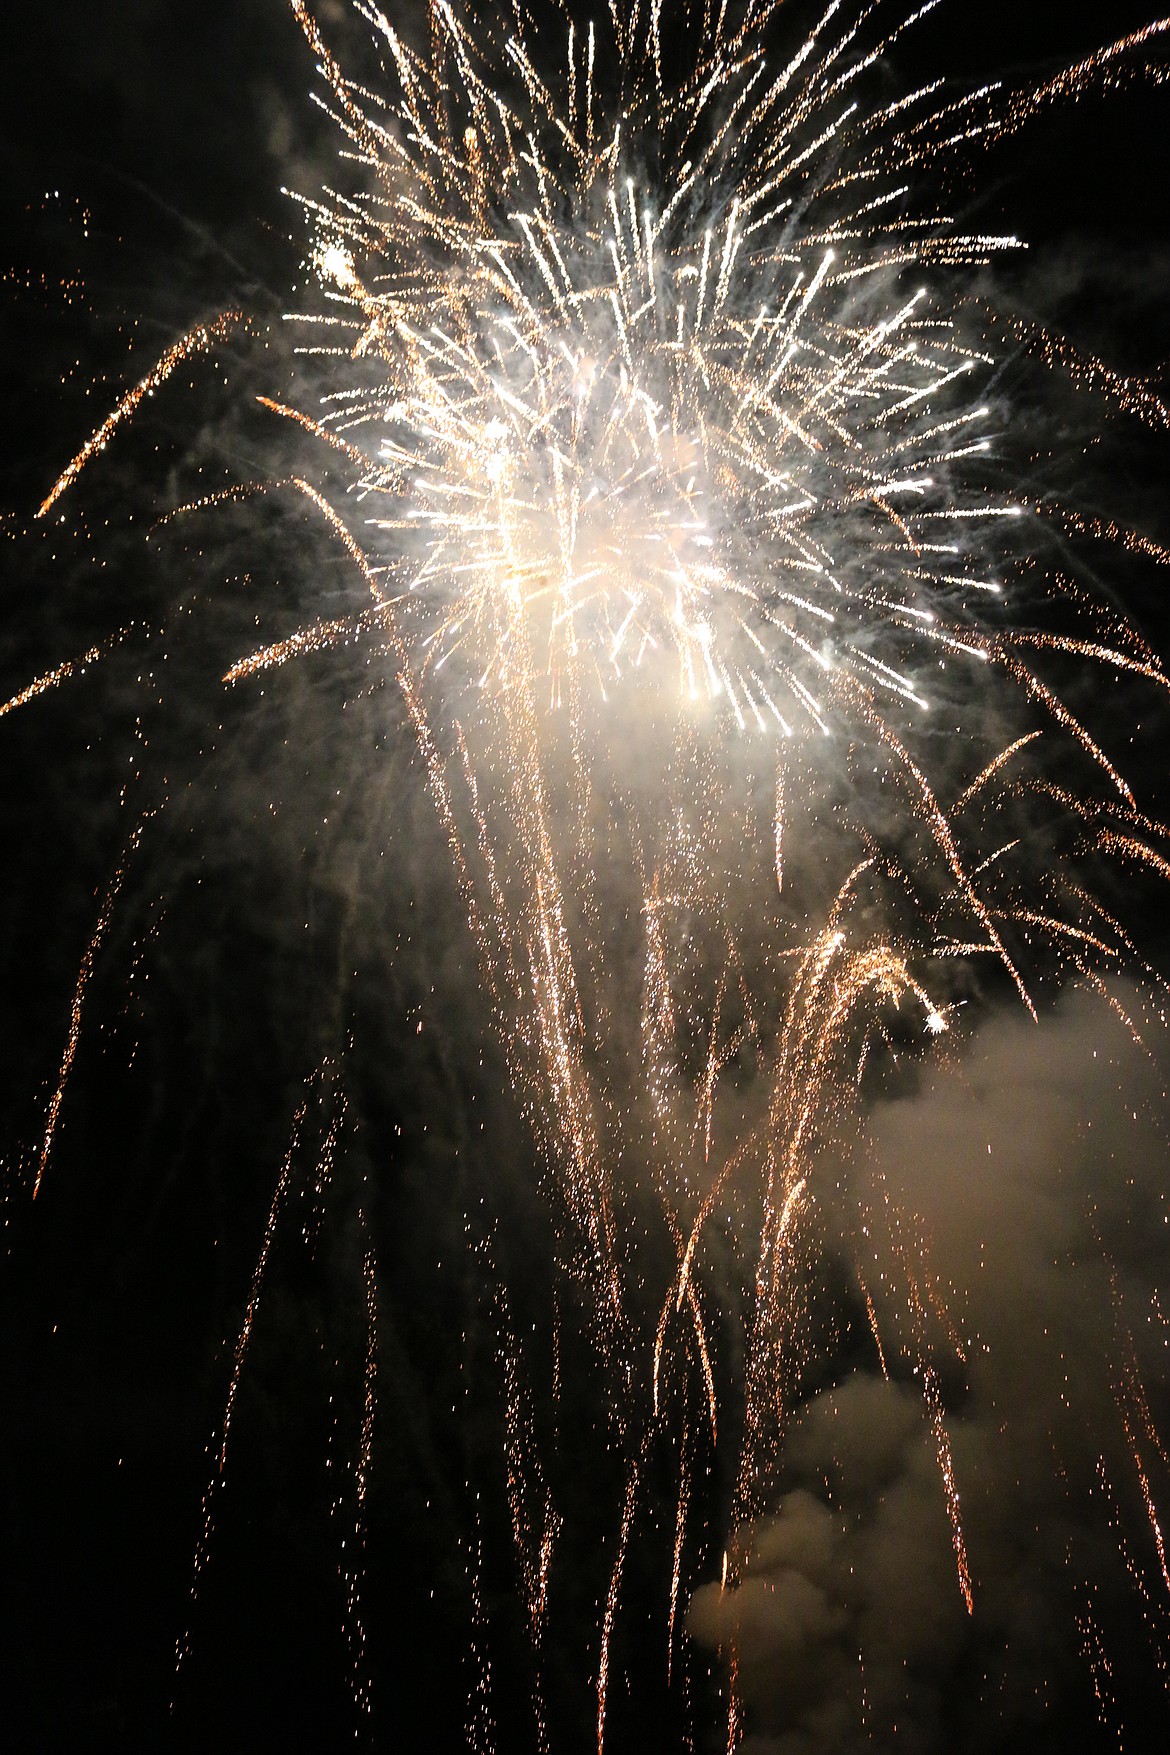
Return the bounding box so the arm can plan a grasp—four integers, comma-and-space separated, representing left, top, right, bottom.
667, 1418, 691, 1684
176, 1067, 346, 1678
924, 1364, 974, 1612
33, 817, 150, 1198
858, 1271, 890, 1379
339, 1220, 378, 1728
1, 640, 110, 719
37, 313, 246, 516
952, 731, 1043, 813
597, 1450, 641, 1755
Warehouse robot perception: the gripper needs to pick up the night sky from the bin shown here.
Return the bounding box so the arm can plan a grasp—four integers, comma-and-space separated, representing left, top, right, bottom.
3, 4, 1170, 1752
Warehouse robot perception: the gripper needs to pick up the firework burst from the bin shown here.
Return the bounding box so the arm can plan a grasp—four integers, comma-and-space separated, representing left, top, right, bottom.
10, 2, 1170, 1749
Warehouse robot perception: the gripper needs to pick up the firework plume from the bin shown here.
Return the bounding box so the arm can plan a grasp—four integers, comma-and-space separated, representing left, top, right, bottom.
9, 2, 1170, 1749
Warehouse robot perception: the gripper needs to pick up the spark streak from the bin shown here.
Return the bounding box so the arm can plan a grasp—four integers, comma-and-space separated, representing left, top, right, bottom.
37, 312, 246, 517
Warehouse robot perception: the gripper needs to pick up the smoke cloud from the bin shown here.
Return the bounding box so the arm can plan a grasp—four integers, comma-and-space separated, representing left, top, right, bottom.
690, 986, 1170, 1751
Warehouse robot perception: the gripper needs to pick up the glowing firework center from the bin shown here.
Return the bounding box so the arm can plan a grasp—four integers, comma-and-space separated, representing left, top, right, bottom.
316, 98, 1011, 741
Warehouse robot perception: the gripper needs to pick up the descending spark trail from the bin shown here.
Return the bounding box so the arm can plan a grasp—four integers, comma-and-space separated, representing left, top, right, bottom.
10, 1, 1170, 1748
35, 312, 248, 517
32, 813, 152, 1198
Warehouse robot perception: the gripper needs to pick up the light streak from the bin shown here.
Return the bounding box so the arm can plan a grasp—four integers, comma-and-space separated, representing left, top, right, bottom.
175, 1064, 347, 1678
339, 1221, 379, 1729
1, 639, 108, 720
37, 312, 247, 517
924, 1364, 974, 1614
597, 1450, 642, 1755
32, 815, 151, 1197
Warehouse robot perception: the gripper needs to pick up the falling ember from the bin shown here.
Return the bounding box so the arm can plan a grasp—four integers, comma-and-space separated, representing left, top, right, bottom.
597, 1453, 642, 1755
667, 1423, 692, 1683
37, 312, 247, 517
33, 815, 150, 1198
8, 0, 1170, 1750
924, 1365, 974, 1615
1, 640, 108, 721
858, 1273, 891, 1381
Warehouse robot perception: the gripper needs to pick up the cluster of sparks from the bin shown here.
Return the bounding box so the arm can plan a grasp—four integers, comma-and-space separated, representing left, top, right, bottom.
13, 0, 1170, 1748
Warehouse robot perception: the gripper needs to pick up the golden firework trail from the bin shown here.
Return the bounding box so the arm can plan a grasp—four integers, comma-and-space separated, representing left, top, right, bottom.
36, 312, 247, 517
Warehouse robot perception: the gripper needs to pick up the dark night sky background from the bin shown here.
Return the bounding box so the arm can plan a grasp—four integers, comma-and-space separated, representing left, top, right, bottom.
3, 4, 1170, 1752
